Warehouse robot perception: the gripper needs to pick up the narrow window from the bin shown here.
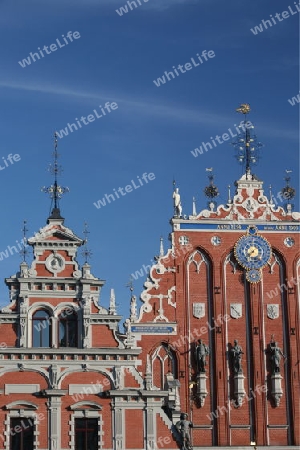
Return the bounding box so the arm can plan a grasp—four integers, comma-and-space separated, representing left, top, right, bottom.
32, 310, 51, 347
75, 418, 98, 450
10, 418, 34, 450
58, 310, 77, 347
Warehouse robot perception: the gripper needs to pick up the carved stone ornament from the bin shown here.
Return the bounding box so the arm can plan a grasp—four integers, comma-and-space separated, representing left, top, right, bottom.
46, 253, 65, 274
211, 236, 221, 246
193, 303, 205, 319
267, 304, 279, 320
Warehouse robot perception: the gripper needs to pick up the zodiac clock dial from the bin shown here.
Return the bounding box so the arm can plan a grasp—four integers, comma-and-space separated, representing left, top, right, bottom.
234, 228, 272, 271
246, 269, 262, 283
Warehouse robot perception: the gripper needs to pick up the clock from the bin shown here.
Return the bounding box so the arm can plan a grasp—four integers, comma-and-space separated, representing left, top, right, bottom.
234, 227, 271, 271
246, 269, 262, 283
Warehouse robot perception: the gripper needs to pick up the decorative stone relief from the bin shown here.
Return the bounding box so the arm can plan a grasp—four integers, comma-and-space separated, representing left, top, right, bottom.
267, 304, 279, 319
193, 303, 205, 319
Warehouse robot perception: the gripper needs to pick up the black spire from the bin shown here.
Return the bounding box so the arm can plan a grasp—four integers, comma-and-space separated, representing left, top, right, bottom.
19, 220, 29, 263
42, 132, 69, 221
232, 104, 263, 179
81, 222, 93, 263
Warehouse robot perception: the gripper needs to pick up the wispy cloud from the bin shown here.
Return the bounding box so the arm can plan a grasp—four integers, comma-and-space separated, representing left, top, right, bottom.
30, 0, 201, 10
0, 79, 227, 126
0, 79, 298, 141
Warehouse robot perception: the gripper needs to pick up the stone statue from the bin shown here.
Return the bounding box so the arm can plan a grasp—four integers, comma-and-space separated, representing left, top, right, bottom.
195, 340, 210, 373
270, 342, 285, 374
130, 295, 137, 321
231, 340, 244, 373
175, 413, 193, 450
173, 188, 182, 217
49, 364, 58, 388
19, 317, 26, 347
84, 318, 90, 339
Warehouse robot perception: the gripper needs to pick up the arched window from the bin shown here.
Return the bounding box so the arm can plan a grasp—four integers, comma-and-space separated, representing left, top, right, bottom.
58, 310, 77, 347
152, 343, 178, 389
32, 310, 51, 348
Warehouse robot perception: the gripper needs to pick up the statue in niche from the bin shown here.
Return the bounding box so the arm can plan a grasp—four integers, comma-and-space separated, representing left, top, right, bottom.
84, 318, 90, 339
195, 339, 210, 373
173, 187, 182, 217
19, 298, 27, 315
231, 340, 244, 373
49, 364, 58, 388
175, 413, 193, 450
19, 317, 26, 347
270, 342, 285, 374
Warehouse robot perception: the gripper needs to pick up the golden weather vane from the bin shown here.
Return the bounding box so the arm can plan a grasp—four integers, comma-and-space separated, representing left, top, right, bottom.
236, 103, 251, 115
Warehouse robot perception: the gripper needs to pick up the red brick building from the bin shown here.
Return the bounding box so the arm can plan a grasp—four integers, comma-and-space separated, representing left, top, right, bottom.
0, 110, 299, 449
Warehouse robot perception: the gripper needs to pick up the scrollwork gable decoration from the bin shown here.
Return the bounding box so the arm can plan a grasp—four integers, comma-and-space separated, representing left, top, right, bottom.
196, 172, 288, 221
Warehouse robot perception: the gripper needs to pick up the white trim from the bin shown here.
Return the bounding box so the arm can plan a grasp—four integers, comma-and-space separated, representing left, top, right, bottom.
69, 411, 103, 450
5, 384, 40, 394
4, 411, 40, 450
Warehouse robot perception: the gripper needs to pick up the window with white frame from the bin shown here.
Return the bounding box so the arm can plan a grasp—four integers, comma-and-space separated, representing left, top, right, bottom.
4, 402, 40, 450
75, 418, 98, 449
32, 309, 51, 347
10, 418, 34, 450
69, 402, 103, 450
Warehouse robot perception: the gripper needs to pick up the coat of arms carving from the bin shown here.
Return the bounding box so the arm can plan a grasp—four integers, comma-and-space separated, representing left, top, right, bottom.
230, 303, 242, 319
193, 303, 205, 319
267, 304, 279, 319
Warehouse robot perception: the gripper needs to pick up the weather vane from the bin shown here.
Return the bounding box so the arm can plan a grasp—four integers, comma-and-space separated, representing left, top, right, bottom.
281, 169, 296, 210
126, 277, 134, 295
232, 103, 263, 178
19, 220, 29, 263
203, 168, 219, 208
42, 132, 69, 215
236, 103, 251, 115
81, 222, 93, 263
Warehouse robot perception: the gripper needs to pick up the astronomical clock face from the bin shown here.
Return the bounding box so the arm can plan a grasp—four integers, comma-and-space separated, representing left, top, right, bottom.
234, 227, 271, 271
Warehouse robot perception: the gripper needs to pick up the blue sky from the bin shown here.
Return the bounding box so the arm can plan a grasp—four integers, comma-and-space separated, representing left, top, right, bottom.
0, 0, 298, 319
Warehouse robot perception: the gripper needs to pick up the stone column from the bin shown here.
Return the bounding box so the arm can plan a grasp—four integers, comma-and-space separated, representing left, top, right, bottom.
113, 406, 124, 450
145, 405, 155, 450
46, 394, 63, 449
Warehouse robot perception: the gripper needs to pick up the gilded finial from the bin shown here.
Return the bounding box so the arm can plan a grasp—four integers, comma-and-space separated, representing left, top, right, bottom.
236, 103, 251, 115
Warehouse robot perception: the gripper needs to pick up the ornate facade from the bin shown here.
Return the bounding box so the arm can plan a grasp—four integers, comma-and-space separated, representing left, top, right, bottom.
0, 109, 299, 449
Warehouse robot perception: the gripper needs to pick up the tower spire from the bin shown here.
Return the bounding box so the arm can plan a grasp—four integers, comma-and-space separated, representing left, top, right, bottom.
233, 103, 263, 179
42, 132, 69, 221
19, 220, 29, 263
81, 222, 93, 263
